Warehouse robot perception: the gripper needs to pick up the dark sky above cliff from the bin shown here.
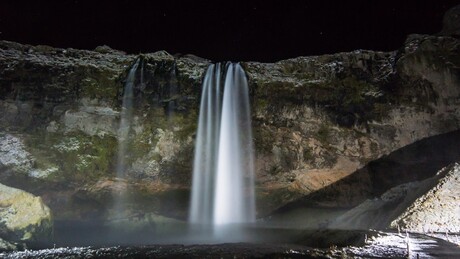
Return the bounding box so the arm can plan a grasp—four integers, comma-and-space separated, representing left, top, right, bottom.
0, 0, 458, 62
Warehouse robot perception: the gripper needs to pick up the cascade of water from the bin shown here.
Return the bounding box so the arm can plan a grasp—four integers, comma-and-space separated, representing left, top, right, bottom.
166, 63, 178, 116
113, 59, 140, 218
139, 60, 146, 91
214, 63, 255, 225
116, 59, 139, 179
189, 62, 255, 233
189, 63, 222, 224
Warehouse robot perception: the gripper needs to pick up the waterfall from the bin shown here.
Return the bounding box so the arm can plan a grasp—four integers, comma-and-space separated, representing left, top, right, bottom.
214, 63, 255, 225
116, 59, 139, 179
189, 63, 255, 234
113, 59, 140, 218
166, 63, 178, 116
189, 63, 222, 225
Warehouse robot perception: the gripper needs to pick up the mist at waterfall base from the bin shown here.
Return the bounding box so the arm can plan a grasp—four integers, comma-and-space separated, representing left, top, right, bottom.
188, 63, 256, 242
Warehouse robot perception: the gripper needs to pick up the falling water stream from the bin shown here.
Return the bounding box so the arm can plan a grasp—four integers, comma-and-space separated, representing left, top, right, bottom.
214, 63, 255, 225
189, 63, 255, 240
166, 62, 178, 116
189, 63, 222, 225
113, 59, 140, 218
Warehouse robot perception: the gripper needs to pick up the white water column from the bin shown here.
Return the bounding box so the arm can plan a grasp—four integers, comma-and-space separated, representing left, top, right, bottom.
214, 63, 255, 225
189, 63, 255, 230
189, 64, 222, 224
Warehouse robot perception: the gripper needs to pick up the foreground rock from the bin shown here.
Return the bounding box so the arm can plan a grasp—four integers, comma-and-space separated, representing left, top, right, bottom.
0, 183, 52, 249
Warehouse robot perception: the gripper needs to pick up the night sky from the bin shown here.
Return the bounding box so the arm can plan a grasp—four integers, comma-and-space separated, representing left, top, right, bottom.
0, 0, 458, 62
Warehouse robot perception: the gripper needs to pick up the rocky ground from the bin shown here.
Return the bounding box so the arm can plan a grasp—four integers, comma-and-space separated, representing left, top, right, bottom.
0, 243, 329, 259
1, 231, 459, 258
345, 231, 460, 258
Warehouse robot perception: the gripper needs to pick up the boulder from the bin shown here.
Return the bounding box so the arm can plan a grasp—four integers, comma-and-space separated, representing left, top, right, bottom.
0, 183, 52, 245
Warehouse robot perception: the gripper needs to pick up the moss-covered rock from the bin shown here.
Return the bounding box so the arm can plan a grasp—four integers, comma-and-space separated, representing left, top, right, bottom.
0, 183, 52, 245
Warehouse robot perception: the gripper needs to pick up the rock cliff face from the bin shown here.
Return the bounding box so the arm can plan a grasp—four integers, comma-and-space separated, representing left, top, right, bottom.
0, 7, 459, 227
247, 34, 460, 212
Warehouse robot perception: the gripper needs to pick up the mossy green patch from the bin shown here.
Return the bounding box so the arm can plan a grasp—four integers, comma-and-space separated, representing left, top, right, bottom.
253, 125, 275, 154
79, 67, 122, 102
24, 131, 118, 184
254, 98, 269, 114
302, 147, 314, 163
257, 74, 392, 127
316, 124, 331, 145
55, 133, 117, 182
128, 107, 197, 161
168, 112, 198, 142
118, 106, 196, 181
